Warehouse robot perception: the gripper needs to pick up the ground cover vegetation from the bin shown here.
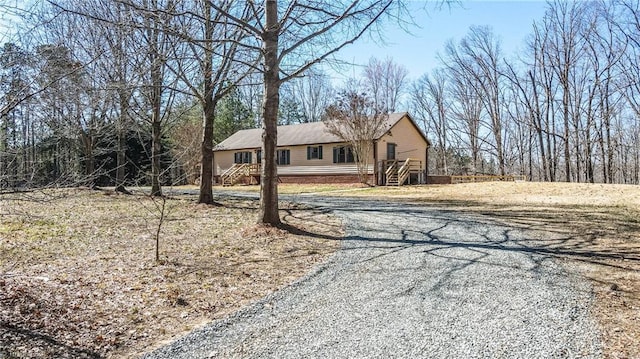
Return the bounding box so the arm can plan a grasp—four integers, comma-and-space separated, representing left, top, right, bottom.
0, 188, 341, 358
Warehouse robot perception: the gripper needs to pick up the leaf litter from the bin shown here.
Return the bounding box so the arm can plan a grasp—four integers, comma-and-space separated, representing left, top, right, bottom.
0, 188, 341, 358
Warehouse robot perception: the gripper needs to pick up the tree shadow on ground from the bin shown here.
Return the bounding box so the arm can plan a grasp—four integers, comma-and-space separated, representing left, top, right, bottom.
338, 198, 638, 263
0, 324, 102, 359
312, 197, 639, 297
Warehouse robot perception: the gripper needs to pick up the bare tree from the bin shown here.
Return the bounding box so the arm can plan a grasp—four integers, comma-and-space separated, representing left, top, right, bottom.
581, 1, 626, 183
504, 26, 556, 182
212, 0, 409, 225
448, 70, 483, 174
464, 26, 506, 176
619, 36, 640, 184
533, 19, 561, 182
542, 0, 590, 182
99, 0, 138, 194
412, 70, 449, 174
286, 68, 335, 123
165, 1, 253, 204
0, 42, 33, 188
442, 26, 507, 175
139, 0, 179, 196
324, 85, 387, 184
364, 56, 409, 112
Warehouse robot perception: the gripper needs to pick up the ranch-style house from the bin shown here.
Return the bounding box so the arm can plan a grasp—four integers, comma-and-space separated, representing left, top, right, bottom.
212, 112, 431, 186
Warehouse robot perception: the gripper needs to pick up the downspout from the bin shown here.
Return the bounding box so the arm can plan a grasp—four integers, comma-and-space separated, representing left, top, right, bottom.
373, 140, 378, 186
212, 150, 216, 184
425, 145, 429, 184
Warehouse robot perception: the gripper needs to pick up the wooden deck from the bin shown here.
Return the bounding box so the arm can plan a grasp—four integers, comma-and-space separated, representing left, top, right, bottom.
220, 163, 261, 186
379, 158, 424, 186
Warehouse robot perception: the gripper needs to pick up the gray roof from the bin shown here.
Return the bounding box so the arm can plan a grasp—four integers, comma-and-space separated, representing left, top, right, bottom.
213, 112, 418, 151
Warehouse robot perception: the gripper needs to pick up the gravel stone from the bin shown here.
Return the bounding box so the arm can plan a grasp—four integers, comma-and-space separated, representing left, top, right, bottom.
142, 195, 602, 359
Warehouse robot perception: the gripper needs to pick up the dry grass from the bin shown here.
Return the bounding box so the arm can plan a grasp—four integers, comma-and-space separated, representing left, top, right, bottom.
329, 181, 640, 359
0, 188, 341, 358
345, 181, 640, 211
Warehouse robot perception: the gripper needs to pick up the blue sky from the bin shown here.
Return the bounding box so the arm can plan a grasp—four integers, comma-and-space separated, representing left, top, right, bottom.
0, 0, 549, 85
329, 0, 550, 82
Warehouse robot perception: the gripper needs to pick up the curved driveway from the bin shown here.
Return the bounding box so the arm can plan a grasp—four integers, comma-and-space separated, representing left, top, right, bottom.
144, 195, 601, 358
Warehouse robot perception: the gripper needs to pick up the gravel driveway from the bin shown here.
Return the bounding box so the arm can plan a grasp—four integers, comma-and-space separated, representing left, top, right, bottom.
143, 195, 601, 358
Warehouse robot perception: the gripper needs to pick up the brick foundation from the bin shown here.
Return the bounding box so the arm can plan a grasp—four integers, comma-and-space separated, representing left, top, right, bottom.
216, 174, 448, 185
278, 174, 372, 184
215, 174, 372, 185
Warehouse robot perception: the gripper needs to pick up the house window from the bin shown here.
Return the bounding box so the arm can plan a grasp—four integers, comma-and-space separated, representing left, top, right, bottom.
332, 145, 355, 164
256, 149, 262, 164
277, 149, 290, 165
387, 143, 396, 160
307, 145, 323, 160
234, 151, 252, 164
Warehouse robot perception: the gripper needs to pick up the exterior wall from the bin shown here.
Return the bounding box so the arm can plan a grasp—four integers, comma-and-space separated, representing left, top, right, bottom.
376, 116, 428, 166
213, 114, 428, 185
214, 149, 257, 176
214, 142, 374, 176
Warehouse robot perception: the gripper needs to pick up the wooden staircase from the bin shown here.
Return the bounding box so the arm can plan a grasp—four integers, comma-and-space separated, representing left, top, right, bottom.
384, 159, 414, 186
385, 160, 399, 186
220, 163, 260, 186
397, 158, 411, 185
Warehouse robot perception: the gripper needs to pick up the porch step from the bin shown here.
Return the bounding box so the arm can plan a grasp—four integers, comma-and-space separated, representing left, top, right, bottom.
220, 163, 261, 186
386, 174, 399, 186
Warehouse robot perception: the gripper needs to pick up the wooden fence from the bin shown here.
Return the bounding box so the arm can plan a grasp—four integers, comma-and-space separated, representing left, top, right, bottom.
450, 175, 528, 184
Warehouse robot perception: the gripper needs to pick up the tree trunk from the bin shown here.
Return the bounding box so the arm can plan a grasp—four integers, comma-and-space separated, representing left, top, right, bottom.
258, 0, 281, 226
632, 126, 639, 184
585, 87, 595, 183
605, 117, 613, 183
355, 140, 371, 185
563, 88, 571, 182
493, 120, 505, 175
573, 113, 581, 183
0, 115, 7, 187
149, 5, 163, 198
199, 92, 216, 204
545, 84, 555, 182
83, 135, 95, 187
115, 90, 129, 193
115, 127, 127, 192
526, 70, 547, 180
198, 1, 218, 205
151, 115, 162, 197
528, 127, 533, 180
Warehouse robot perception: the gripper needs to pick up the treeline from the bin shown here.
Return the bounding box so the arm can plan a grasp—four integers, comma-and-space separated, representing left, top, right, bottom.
414, 0, 640, 184
0, 0, 407, 196
1, 0, 639, 193
0, 1, 261, 191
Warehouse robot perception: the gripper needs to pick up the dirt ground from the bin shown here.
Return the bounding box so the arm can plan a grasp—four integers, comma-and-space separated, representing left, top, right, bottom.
0, 188, 341, 358
330, 181, 640, 359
